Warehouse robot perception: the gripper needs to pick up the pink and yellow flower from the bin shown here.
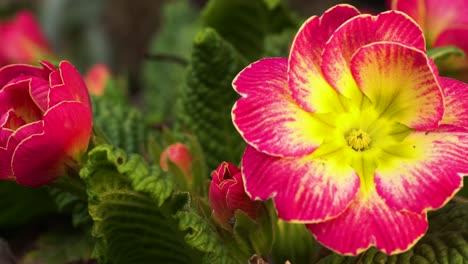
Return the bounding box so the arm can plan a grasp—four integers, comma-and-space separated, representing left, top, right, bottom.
209, 162, 261, 230
389, 0, 468, 81
232, 5, 468, 255
0, 11, 52, 67
0, 61, 93, 187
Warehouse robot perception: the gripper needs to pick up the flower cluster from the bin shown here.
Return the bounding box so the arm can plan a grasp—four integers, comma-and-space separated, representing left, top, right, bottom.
232, 4, 468, 255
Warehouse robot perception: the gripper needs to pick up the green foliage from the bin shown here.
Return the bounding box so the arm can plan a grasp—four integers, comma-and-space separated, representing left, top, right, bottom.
0, 181, 55, 230
20, 226, 94, 264
80, 144, 239, 263
201, 0, 297, 61
318, 202, 468, 264
427, 45, 466, 64
142, 0, 199, 122
177, 28, 247, 169
271, 220, 318, 264
92, 96, 151, 155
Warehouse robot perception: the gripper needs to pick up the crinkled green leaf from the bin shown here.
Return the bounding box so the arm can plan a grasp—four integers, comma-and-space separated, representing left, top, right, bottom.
176, 28, 247, 170
142, 0, 198, 122
92, 96, 151, 155
80, 144, 238, 263
317, 202, 468, 264
0, 181, 55, 229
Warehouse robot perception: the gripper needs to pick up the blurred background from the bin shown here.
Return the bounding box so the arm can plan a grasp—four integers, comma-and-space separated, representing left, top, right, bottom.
0, 0, 385, 98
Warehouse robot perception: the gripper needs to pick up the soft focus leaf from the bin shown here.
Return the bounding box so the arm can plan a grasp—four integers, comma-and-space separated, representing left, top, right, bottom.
20, 226, 94, 264
176, 28, 247, 170
142, 0, 198, 122
0, 181, 55, 229
317, 202, 468, 264
427, 45, 466, 63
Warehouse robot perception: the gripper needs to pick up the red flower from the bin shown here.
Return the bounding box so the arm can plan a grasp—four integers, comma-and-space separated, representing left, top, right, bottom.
160, 143, 193, 178
209, 162, 261, 230
0, 61, 93, 187
0, 11, 52, 67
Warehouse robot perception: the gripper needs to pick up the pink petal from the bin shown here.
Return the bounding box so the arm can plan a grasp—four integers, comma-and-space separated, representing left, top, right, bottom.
440, 77, 468, 128
288, 4, 360, 113
351, 42, 443, 130
48, 61, 92, 109
321, 11, 425, 101
209, 178, 234, 229
307, 189, 427, 255
375, 126, 468, 214
233, 58, 323, 158
242, 146, 359, 222
12, 101, 92, 187
226, 172, 260, 220
0, 129, 14, 179
0, 79, 42, 123
0, 109, 26, 130
0, 63, 49, 88
29, 77, 50, 111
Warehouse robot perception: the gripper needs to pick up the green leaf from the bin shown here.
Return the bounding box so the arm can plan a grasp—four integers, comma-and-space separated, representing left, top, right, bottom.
20, 226, 94, 264
80, 144, 238, 263
142, 0, 198, 122
317, 202, 468, 264
271, 220, 318, 264
0, 181, 55, 230
176, 28, 247, 170
201, 0, 297, 60
92, 96, 152, 155
427, 45, 466, 63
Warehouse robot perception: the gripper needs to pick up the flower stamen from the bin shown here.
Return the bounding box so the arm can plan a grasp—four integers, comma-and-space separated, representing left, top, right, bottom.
346, 129, 371, 151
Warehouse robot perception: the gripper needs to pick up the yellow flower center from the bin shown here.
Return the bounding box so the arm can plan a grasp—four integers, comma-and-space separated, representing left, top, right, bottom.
346, 129, 371, 151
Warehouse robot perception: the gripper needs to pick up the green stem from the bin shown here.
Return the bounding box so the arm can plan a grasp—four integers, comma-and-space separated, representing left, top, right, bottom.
48, 172, 88, 201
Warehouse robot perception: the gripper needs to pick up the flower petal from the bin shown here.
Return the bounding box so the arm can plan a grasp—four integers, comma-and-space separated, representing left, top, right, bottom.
0, 79, 43, 123
351, 42, 443, 130
242, 146, 359, 222
321, 11, 425, 101
0, 63, 49, 88
12, 101, 92, 187
288, 4, 360, 113
440, 77, 468, 128
233, 58, 325, 157
307, 189, 427, 255
48, 61, 92, 109
375, 126, 468, 214
391, 0, 425, 28
226, 172, 260, 220
0, 129, 14, 180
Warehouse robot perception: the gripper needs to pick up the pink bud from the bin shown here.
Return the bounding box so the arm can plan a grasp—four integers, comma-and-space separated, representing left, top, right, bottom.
209, 162, 261, 229
160, 143, 193, 177
84, 64, 111, 96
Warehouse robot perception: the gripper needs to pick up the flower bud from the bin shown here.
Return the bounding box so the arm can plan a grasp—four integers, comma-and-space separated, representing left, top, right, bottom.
84, 64, 111, 96
209, 162, 261, 230
160, 143, 193, 178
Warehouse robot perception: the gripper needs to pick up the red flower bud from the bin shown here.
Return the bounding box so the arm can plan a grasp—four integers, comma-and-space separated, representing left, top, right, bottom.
0, 61, 92, 187
209, 162, 261, 229
160, 143, 193, 178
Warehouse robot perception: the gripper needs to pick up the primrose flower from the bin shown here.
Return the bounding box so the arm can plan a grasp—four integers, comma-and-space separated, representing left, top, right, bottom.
389, 0, 468, 81
209, 162, 261, 230
0, 11, 52, 67
232, 5, 468, 255
0, 61, 92, 187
